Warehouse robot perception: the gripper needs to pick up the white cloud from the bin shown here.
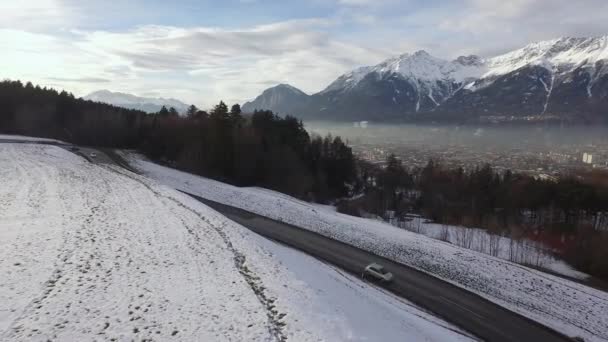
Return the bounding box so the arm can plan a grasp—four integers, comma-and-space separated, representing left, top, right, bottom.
0, 0, 77, 30
436, 0, 608, 56
1, 19, 384, 108
335, 0, 400, 7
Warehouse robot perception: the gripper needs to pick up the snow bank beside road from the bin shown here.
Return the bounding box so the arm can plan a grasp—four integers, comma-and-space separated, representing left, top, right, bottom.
400, 218, 590, 280
0, 134, 66, 144
251, 234, 474, 342
0, 144, 471, 342
123, 151, 608, 342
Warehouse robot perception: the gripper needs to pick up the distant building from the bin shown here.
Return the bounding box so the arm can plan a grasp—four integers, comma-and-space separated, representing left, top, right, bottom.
583, 153, 593, 164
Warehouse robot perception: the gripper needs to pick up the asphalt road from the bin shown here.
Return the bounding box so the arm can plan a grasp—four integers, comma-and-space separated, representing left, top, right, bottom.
184, 194, 573, 342
0, 139, 573, 341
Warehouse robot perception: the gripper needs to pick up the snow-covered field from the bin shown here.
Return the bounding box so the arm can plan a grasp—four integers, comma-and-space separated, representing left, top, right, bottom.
0, 143, 472, 342
123, 152, 608, 342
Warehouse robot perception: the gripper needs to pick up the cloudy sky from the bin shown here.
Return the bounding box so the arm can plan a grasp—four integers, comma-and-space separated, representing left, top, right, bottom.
2, 0, 608, 108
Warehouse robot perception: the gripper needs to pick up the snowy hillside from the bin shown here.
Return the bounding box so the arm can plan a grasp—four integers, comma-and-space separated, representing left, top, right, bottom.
84, 90, 190, 114
0, 143, 472, 341
122, 151, 608, 342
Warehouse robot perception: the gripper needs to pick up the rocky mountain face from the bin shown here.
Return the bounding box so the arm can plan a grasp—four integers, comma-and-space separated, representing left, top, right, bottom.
244, 36, 608, 123
242, 84, 310, 115
83, 90, 190, 114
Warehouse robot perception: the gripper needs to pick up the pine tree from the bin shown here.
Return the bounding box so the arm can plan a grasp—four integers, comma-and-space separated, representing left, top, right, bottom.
158, 106, 169, 117
229, 104, 243, 125
210, 101, 229, 120
230, 104, 241, 117
187, 105, 198, 118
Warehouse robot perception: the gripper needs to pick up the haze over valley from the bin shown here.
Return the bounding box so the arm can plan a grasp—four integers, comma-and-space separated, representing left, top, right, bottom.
307, 123, 608, 177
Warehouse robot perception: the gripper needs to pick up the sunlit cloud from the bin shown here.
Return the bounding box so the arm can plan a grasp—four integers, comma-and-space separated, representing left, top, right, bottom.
0, 20, 384, 108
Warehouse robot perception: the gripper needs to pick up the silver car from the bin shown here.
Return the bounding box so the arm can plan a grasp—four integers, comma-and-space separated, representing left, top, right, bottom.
90, 152, 97, 158
363, 263, 394, 282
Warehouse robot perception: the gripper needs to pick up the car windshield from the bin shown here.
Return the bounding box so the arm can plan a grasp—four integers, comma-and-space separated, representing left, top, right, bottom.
371, 264, 384, 272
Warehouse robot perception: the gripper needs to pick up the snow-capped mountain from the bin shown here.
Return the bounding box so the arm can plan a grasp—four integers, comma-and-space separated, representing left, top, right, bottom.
484, 36, 608, 79
445, 36, 608, 119
83, 90, 190, 114
242, 84, 310, 115
322, 50, 483, 96
314, 50, 486, 118
245, 36, 608, 123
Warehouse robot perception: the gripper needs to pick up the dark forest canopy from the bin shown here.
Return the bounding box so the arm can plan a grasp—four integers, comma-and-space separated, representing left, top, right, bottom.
345, 155, 608, 279
0, 80, 146, 147
0, 80, 356, 201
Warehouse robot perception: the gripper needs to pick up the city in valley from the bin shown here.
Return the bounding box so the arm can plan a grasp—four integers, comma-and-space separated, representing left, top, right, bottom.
309, 122, 608, 179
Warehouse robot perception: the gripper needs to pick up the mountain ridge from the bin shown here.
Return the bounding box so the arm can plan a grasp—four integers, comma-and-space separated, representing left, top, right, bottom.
83, 90, 190, 114
243, 35, 608, 123
242, 84, 310, 115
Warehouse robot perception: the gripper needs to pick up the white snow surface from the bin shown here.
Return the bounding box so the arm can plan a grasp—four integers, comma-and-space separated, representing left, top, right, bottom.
402, 218, 590, 280
486, 36, 608, 78
374, 51, 484, 84
123, 151, 608, 342
323, 35, 608, 96
322, 51, 483, 94
322, 66, 374, 93
253, 233, 474, 342
0, 144, 472, 342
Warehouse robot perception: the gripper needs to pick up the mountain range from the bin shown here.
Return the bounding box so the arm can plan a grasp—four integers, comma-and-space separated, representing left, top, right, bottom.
83, 90, 190, 114
242, 36, 608, 123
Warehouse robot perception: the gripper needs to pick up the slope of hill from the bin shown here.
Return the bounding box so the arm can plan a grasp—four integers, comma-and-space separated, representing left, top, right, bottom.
84, 90, 190, 114
246, 36, 608, 123
122, 150, 608, 342
0, 142, 472, 341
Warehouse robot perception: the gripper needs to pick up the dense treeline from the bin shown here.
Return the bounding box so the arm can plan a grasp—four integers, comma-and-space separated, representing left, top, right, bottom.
0, 80, 356, 201
0, 80, 146, 147
343, 154, 608, 279
141, 102, 356, 200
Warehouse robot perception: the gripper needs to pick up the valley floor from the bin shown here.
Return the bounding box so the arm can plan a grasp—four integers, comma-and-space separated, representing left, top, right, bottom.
122, 151, 608, 342
0, 143, 472, 341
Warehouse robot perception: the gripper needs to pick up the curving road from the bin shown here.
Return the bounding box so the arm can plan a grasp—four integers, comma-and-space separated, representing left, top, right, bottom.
181, 194, 573, 342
